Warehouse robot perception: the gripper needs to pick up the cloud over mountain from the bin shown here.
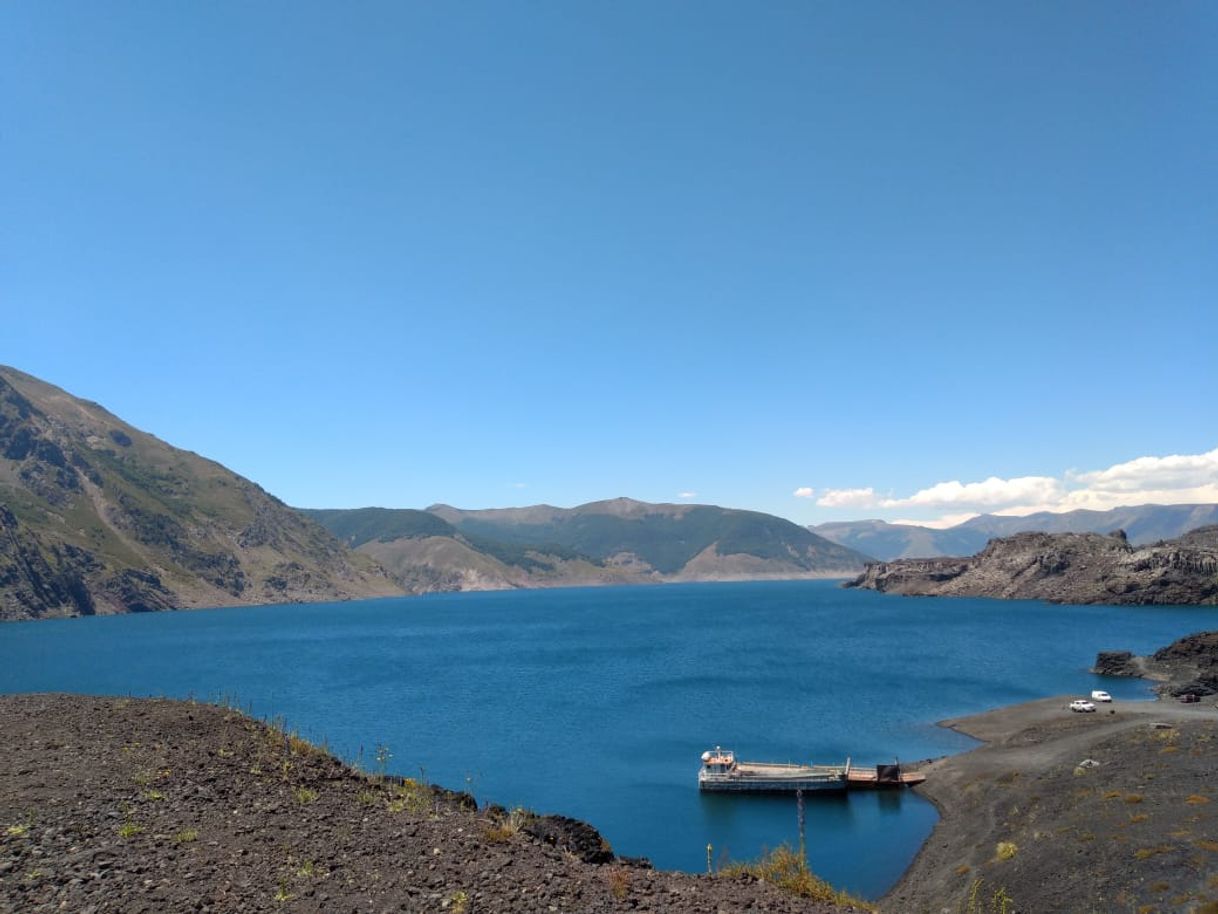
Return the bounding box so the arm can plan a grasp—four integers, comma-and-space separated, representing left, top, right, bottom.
814, 445, 1218, 523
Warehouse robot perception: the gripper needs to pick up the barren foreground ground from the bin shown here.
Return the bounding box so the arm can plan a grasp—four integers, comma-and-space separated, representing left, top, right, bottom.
886, 696, 1218, 914
0, 694, 863, 914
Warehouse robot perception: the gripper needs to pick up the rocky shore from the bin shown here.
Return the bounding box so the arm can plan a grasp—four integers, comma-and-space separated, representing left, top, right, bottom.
1095, 631, 1218, 699
886, 693, 1218, 914
848, 526, 1218, 605
0, 694, 865, 914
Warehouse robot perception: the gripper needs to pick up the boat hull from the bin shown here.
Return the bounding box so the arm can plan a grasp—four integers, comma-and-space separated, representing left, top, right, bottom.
698, 776, 847, 793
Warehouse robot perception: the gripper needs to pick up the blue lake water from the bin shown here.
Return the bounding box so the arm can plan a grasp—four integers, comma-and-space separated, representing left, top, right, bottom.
2, 580, 1216, 898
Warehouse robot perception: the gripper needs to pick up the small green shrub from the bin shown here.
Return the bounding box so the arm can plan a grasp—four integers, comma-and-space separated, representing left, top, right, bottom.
173, 828, 199, 844
292, 787, 319, 805
995, 841, 1017, 861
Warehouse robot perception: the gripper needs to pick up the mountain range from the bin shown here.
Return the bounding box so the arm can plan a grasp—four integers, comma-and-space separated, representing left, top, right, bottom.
811, 504, 1218, 561
303, 499, 871, 592
3, 363, 1217, 620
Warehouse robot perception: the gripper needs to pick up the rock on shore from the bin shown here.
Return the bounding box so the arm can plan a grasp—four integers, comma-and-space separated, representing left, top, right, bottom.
848, 526, 1218, 605
1093, 630, 1218, 697
0, 694, 863, 914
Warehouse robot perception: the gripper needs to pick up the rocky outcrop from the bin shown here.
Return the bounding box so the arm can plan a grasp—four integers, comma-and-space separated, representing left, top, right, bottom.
1092, 650, 1141, 677
848, 527, 1218, 605
0, 365, 402, 621
1092, 631, 1218, 697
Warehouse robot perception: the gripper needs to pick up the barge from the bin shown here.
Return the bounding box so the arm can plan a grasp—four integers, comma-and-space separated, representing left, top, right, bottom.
698, 747, 849, 793
698, 747, 925, 793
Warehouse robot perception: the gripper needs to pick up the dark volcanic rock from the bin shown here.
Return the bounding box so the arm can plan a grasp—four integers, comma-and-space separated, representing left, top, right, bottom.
1093, 630, 1218, 697
1093, 650, 1139, 677
848, 527, 1218, 606
523, 814, 615, 864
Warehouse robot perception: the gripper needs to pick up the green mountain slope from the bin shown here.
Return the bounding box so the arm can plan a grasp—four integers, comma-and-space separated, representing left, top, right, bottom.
307, 497, 871, 592
0, 366, 401, 621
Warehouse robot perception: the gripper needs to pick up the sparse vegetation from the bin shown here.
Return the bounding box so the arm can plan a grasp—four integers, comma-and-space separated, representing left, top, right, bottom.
960, 878, 1016, 914
995, 841, 1018, 861
719, 845, 874, 909
117, 822, 144, 838
172, 827, 199, 844
483, 806, 530, 842
605, 866, 630, 899
292, 787, 319, 805
384, 779, 430, 815
5, 823, 30, 838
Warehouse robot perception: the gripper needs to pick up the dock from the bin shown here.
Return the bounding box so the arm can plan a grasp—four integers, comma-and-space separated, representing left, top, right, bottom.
698, 747, 924, 794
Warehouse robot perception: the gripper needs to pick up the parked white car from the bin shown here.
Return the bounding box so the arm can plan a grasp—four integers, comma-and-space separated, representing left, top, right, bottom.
1069, 699, 1097, 713
1090, 690, 1113, 702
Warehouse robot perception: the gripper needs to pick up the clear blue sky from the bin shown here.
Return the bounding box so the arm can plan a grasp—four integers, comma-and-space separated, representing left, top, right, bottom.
4, 2, 1216, 524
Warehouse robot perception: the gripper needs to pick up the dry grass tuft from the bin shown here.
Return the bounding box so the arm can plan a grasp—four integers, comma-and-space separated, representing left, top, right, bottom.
720, 845, 874, 909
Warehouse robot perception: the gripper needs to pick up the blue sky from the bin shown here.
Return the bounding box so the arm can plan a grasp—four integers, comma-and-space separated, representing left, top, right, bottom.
4, 2, 1216, 525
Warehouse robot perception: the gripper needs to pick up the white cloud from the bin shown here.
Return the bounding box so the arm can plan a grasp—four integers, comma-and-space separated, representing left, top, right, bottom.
890, 512, 980, 529
1070, 447, 1218, 493
816, 487, 877, 508
793, 486, 815, 498
881, 475, 1063, 510
678, 491, 698, 499
814, 444, 1218, 524
512, 482, 528, 489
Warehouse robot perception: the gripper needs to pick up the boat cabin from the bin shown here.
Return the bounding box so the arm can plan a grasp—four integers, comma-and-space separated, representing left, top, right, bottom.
700, 746, 737, 775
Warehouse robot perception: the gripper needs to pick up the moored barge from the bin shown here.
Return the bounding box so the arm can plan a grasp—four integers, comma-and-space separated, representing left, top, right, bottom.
698, 747, 849, 793
698, 747, 926, 793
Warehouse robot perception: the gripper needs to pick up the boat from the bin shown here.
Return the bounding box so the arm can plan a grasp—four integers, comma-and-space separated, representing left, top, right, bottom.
698, 746, 849, 793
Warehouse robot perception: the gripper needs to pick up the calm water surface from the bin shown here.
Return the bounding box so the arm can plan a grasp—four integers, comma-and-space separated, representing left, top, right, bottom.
3, 581, 1216, 898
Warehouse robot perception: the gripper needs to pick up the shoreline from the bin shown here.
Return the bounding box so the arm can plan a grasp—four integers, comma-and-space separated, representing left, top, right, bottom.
884, 692, 1218, 913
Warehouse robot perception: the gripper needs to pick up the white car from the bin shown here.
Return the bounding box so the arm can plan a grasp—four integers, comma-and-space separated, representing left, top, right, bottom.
1070, 699, 1097, 713
1090, 690, 1113, 703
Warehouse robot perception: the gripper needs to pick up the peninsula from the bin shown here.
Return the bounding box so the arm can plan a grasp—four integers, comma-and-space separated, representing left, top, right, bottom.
848, 527, 1218, 605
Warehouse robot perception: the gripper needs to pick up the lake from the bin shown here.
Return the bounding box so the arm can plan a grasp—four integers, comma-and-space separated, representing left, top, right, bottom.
2, 580, 1215, 898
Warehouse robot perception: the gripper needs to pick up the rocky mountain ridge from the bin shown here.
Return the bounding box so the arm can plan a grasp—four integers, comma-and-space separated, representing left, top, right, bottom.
0, 366, 400, 621
847, 526, 1218, 605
